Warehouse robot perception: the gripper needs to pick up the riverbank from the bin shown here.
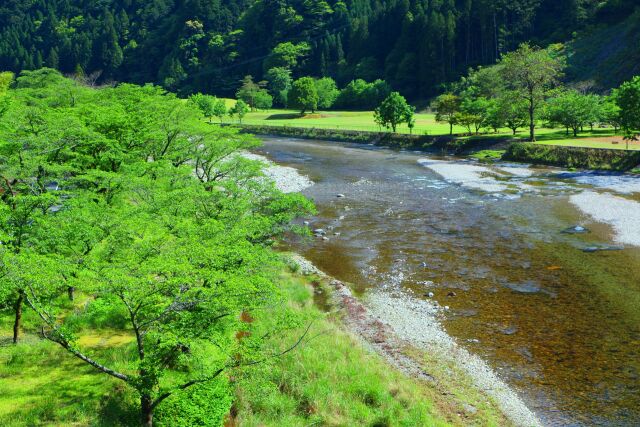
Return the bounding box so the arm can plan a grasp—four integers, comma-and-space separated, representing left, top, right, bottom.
255, 154, 540, 426
234, 124, 640, 171
291, 255, 540, 427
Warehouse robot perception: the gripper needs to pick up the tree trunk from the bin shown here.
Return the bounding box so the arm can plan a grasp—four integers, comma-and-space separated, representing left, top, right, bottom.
141, 395, 154, 427
512, 128, 517, 135
449, 122, 453, 135
68, 286, 75, 301
529, 98, 535, 142
573, 128, 578, 137
13, 290, 24, 344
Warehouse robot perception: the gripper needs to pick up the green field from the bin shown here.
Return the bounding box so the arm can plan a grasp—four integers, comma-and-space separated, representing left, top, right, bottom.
227, 108, 640, 151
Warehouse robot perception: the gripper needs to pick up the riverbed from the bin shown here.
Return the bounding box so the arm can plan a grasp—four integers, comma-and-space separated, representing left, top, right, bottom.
256, 136, 640, 426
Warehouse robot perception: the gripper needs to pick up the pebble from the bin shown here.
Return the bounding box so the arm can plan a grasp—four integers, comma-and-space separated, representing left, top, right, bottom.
425, 292, 435, 298
313, 228, 326, 235
336, 193, 345, 198
303, 220, 310, 225
447, 291, 457, 297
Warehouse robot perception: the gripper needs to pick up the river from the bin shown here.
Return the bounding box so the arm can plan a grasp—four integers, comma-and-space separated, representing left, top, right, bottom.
256, 136, 640, 426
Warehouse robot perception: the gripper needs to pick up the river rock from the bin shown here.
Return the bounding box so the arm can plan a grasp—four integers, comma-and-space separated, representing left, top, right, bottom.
303, 220, 310, 225
582, 244, 624, 253
500, 325, 518, 335
425, 292, 435, 298
462, 403, 478, 415
562, 225, 590, 234
313, 228, 326, 235
447, 291, 457, 297
336, 193, 345, 198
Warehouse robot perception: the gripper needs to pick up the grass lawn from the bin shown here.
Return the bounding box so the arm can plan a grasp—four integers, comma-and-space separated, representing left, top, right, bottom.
230, 108, 639, 151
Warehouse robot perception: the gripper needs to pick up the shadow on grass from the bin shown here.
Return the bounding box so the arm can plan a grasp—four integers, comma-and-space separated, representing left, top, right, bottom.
0, 338, 138, 426
265, 113, 304, 120
535, 128, 619, 141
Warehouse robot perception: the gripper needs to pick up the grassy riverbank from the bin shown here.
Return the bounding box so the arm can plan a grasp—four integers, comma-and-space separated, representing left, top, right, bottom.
0, 259, 511, 426
234, 121, 640, 171
231, 108, 640, 151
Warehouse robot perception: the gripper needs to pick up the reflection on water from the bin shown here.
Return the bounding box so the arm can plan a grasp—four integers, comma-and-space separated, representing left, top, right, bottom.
258, 137, 640, 426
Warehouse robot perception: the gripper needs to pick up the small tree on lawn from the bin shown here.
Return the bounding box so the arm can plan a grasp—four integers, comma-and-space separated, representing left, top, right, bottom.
315, 77, 339, 110
601, 97, 621, 133
288, 77, 319, 114
433, 93, 460, 135
212, 97, 227, 124
236, 75, 269, 111
374, 92, 415, 133
459, 97, 490, 135
545, 90, 593, 137
229, 100, 249, 123
189, 93, 215, 122
613, 76, 640, 140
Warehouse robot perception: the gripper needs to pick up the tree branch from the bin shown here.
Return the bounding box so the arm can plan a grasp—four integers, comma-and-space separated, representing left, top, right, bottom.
24, 292, 130, 382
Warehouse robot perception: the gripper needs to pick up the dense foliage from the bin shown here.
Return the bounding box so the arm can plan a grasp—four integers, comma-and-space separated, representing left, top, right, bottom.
0, 68, 313, 426
1, 0, 637, 98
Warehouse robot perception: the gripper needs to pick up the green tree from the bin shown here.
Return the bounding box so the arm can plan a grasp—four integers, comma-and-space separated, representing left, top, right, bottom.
545, 90, 594, 136
601, 97, 621, 133
433, 93, 460, 135
211, 97, 227, 124
236, 75, 270, 111
189, 93, 215, 122
0, 71, 13, 117
613, 76, 640, 138
373, 92, 415, 133
229, 99, 249, 123
288, 77, 319, 114
492, 93, 529, 135
0, 72, 314, 426
459, 97, 491, 135
253, 90, 273, 110
499, 44, 564, 141
314, 77, 339, 110
263, 42, 310, 72
266, 67, 292, 107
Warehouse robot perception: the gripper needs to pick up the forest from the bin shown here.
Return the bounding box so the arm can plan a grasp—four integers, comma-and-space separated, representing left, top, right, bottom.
1, 0, 638, 99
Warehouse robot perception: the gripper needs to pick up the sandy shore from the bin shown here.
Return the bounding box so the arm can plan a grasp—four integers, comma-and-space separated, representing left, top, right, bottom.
570, 191, 640, 246
418, 158, 539, 194
241, 151, 313, 193
367, 289, 540, 427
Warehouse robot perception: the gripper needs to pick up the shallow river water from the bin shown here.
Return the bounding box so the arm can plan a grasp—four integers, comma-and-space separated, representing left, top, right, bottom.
257, 137, 640, 426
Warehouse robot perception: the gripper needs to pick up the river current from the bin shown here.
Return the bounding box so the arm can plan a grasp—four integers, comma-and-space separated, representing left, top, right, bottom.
257, 136, 640, 426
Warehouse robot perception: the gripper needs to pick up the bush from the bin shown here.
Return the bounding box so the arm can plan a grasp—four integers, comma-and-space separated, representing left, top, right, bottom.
155, 377, 233, 427
504, 142, 640, 170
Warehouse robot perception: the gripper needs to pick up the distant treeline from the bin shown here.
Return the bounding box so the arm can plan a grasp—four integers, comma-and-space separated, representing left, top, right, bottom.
1, 0, 637, 98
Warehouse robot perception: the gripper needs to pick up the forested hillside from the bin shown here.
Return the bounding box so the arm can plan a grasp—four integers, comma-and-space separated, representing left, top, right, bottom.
1, 0, 638, 98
